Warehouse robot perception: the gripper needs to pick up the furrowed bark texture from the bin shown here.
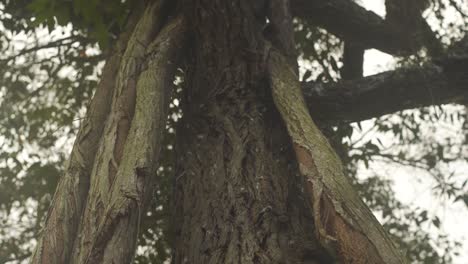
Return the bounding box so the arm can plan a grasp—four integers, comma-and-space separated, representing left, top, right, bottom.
268, 1, 406, 262
29, 5, 143, 264
68, 2, 186, 263
30, 0, 466, 263
269, 50, 407, 263
172, 1, 331, 263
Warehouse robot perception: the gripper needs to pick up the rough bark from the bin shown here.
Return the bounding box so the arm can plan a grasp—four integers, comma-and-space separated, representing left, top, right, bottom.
70, 4, 186, 263
172, 1, 331, 263
29, 5, 143, 263
267, 1, 406, 262
31, 1, 187, 263
30, 0, 467, 263
269, 49, 407, 263
172, 96, 325, 263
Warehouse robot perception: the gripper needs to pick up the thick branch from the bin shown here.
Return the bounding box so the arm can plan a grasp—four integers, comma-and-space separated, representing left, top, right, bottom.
269, 1, 407, 262
68, 1, 174, 262
291, 0, 423, 55
270, 49, 408, 263
303, 58, 468, 123
82, 17, 186, 263
29, 6, 144, 264
341, 41, 364, 80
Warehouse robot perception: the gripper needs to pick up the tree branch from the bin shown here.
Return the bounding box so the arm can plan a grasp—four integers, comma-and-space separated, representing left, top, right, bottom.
291, 0, 424, 55
303, 56, 468, 123
341, 41, 364, 80
0, 35, 88, 63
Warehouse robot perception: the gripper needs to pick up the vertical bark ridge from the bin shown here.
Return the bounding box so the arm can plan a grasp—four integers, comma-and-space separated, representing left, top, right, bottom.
70, 1, 184, 263
267, 0, 407, 263
108, 0, 169, 186
82, 17, 187, 264
29, 4, 144, 264
172, 1, 328, 263
173, 87, 322, 264
269, 48, 407, 263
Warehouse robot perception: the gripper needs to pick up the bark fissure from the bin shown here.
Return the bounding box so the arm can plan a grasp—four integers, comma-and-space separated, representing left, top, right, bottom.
70, 12, 187, 263
30, 0, 467, 263
172, 1, 325, 263
267, 1, 407, 262
269, 48, 407, 263
29, 5, 144, 263
69, 2, 167, 260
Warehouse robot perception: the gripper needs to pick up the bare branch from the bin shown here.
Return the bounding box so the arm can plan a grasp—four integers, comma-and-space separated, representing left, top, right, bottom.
303, 56, 468, 123
291, 0, 431, 55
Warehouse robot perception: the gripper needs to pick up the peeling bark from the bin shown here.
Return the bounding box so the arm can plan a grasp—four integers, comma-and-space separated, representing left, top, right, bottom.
29, 5, 143, 264
71, 10, 186, 264
172, 1, 329, 263
32, 1, 187, 263
267, 1, 407, 262
30, 0, 467, 263
269, 50, 407, 263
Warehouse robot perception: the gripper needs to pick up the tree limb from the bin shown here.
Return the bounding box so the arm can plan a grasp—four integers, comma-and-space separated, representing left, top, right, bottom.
302, 57, 468, 123
268, 1, 407, 262
29, 4, 145, 264
341, 41, 364, 80
290, 0, 425, 55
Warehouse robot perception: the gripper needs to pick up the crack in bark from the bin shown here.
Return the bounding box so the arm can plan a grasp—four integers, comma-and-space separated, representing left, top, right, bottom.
269, 47, 408, 263
29, 4, 145, 263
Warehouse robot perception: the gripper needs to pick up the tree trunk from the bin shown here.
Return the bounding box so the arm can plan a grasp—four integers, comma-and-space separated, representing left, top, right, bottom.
171, 1, 327, 263
172, 90, 326, 263
30, 5, 144, 263
31, 1, 187, 263
32, 0, 410, 263
173, 0, 406, 263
